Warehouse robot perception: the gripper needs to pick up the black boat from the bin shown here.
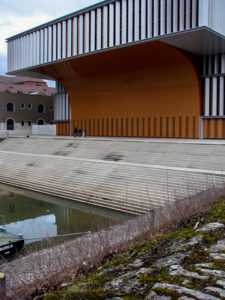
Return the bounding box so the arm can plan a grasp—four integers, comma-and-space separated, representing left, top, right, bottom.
0, 227, 24, 258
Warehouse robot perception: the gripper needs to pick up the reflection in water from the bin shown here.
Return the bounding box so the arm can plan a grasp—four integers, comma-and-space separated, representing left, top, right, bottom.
0, 184, 133, 244
5, 215, 57, 244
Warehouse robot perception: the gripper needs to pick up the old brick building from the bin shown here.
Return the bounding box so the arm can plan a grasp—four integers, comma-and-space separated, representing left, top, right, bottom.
0, 76, 55, 132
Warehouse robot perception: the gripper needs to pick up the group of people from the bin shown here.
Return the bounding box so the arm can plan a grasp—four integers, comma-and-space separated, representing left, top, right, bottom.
73, 128, 86, 138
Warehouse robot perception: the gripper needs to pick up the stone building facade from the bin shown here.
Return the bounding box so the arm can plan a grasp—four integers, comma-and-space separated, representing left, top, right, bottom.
0, 76, 55, 131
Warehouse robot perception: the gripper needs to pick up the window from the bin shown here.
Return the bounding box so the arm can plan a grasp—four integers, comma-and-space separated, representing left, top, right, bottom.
28, 103, 32, 109
38, 104, 44, 113
38, 119, 44, 125
21, 120, 24, 126
7, 119, 14, 130
7, 103, 14, 112
28, 121, 32, 126
50, 105, 53, 111
20, 103, 25, 109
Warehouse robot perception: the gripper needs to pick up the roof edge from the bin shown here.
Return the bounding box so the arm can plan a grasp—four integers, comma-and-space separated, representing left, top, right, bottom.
7, 0, 113, 41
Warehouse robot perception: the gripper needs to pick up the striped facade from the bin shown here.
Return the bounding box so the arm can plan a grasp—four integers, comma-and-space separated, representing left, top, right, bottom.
7, 0, 200, 72
7, 0, 225, 138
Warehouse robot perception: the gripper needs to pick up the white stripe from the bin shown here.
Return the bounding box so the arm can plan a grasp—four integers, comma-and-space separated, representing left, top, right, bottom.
73, 17, 78, 56
85, 13, 90, 53
192, 0, 197, 28
57, 23, 62, 60
141, 0, 146, 39
173, 0, 178, 32
103, 6, 108, 48
52, 25, 57, 60
44, 28, 48, 63
109, 3, 114, 46
67, 19, 72, 57
122, 0, 127, 43
79, 15, 84, 54
128, 0, 133, 42
115, 1, 121, 46
167, 0, 172, 33
160, 0, 165, 35
97, 8, 102, 50
48, 26, 52, 62
205, 78, 210, 116
212, 77, 218, 116
179, 0, 184, 31
134, 0, 139, 41
219, 76, 224, 116
186, 0, 191, 29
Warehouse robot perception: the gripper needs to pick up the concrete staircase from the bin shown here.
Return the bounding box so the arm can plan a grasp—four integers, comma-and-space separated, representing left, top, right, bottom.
0, 137, 224, 215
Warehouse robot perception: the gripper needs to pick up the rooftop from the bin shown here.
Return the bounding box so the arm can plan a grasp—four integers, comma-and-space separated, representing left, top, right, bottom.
0, 76, 55, 96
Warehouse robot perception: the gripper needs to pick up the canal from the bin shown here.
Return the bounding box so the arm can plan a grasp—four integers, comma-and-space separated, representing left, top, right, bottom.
0, 183, 133, 245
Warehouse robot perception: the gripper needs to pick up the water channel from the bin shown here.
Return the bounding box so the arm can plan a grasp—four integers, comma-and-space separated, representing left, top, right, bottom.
0, 183, 133, 245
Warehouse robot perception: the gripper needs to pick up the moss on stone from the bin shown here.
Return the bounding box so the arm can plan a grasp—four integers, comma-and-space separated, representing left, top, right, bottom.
43, 199, 225, 300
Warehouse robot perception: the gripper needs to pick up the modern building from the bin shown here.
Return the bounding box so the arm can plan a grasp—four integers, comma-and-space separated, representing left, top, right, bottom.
0, 76, 55, 132
6, 0, 225, 138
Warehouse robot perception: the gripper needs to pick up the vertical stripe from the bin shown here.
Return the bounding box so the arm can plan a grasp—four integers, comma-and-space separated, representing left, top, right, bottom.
62, 21, 67, 58
67, 19, 72, 57
128, 0, 133, 42
115, 1, 121, 46
122, 0, 127, 43
97, 8, 102, 50
73, 17, 78, 55
192, 0, 197, 27
33, 32, 37, 65
134, 0, 139, 41
40, 29, 44, 63
78, 15, 84, 54
219, 76, 224, 116
186, 0, 191, 29
212, 77, 218, 116
214, 54, 219, 74
36, 31, 40, 65
103, 6, 108, 48
141, 0, 146, 39
57, 23, 62, 59
44, 28, 48, 63
160, 0, 165, 35
173, 0, 178, 32
85, 13, 90, 53
29, 34, 33, 66
53, 25, 57, 60
48, 26, 52, 62
109, 3, 114, 46
208, 55, 212, 75
147, 0, 153, 38
205, 78, 210, 116
91, 10, 96, 51
167, 0, 172, 33
154, 0, 159, 36
179, 0, 185, 31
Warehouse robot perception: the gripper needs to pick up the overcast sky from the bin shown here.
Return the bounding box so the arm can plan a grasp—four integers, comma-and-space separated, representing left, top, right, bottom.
0, 0, 101, 81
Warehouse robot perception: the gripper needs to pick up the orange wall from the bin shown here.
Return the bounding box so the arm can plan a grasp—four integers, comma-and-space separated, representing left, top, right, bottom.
203, 118, 225, 139
33, 41, 202, 138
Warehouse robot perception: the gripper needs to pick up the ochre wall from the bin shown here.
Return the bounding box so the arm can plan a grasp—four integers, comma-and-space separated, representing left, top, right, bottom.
56, 122, 70, 136
203, 119, 225, 139
34, 41, 202, 138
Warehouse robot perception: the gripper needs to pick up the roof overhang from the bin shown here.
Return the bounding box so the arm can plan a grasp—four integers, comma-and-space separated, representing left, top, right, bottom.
8, 26, 225, 80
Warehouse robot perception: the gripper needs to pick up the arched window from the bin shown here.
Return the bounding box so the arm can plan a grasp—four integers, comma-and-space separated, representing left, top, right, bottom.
21, 120, 24, 126
7, 119, 14, 130
38, 119, 44, 125
7, 103, 14, 112
38, 104, 44, 113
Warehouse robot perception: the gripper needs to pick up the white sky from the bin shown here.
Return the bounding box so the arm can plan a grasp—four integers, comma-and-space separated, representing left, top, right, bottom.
0, 0, 101, 79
